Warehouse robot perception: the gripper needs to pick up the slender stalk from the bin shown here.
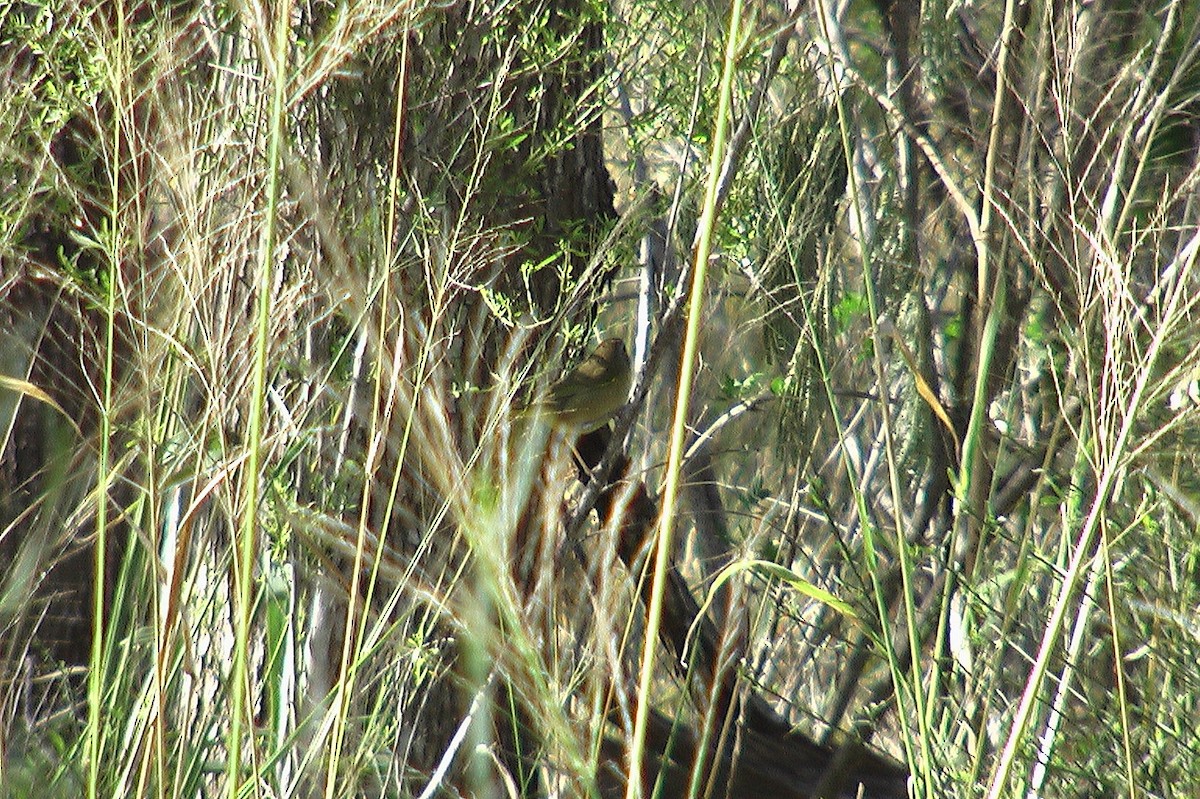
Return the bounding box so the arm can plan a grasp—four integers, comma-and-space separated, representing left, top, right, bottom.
86, 4, 128, 796
227, 3, 292, 797
813, 0, 929, 788
624, 2, 743, 796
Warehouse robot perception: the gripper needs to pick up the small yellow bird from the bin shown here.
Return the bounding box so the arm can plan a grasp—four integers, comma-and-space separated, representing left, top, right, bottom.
534, 337, 632, 432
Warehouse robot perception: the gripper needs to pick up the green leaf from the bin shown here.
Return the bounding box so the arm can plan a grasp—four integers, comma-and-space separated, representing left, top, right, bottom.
684, 558, 858, 662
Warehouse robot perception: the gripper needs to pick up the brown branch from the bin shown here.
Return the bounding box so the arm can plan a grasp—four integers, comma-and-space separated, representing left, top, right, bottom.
574, 429, 909, 799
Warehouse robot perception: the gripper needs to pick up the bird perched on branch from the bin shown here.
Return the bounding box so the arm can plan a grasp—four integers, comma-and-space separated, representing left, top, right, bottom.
528, 337, 632, 432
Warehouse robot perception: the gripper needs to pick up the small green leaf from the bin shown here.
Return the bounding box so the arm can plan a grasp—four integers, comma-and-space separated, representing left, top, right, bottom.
684, 558, 858, 663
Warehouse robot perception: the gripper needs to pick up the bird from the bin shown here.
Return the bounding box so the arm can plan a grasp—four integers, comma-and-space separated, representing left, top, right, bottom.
530, 337, 632, 432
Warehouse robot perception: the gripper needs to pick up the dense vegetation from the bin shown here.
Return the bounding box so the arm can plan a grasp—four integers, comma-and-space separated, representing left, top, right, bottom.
2, 1, 1199, 797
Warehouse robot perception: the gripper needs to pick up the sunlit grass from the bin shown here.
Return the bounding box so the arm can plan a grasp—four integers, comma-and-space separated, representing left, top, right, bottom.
3, 2, 1200, 799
